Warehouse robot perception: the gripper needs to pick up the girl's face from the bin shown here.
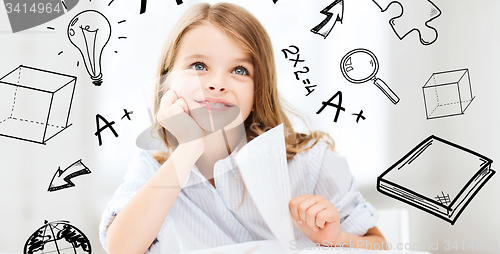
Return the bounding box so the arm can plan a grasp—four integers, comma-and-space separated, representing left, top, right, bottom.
165, 23, 255, 132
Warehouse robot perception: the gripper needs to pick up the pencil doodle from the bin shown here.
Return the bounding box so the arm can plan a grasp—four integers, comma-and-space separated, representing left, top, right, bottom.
377, 135, 495, 225
140, 0, 147, 13
24, 220, 91, 254
316, 91, 345, 123
340, 48, 400, 104
281, 45, 317, 96
93, 109, 135, 146
0, 65, 76, 145
48, 160, 91, 192
423, 69, 474, 120
352, 110, 366, 123
372, 0, 441, 45
310, 0, 344, 38
67, 10, 111, 86
95, 114, 118, 146
4, 0, 80, 33
121, 109, 133, 120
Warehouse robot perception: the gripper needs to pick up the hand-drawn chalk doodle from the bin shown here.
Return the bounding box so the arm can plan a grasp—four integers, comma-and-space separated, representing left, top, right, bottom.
281, 45, 317, 96
0, 65, 76, 145
67, 10, 111, 86
94, 109, 133, 146
48, 160, 91, 192
316, 91, 345, 122
352, 110, 366, 123
340, 48, 400, 104
423, 69, 475, 120
4, 0, 79, 33
24, 220, 91, 254
372, 0, 441, 45
377, 135, 495, 225
121, 109, 133, 120
310, 0, 344, 39
140, 0, 147, 13
95, 114, 118, 146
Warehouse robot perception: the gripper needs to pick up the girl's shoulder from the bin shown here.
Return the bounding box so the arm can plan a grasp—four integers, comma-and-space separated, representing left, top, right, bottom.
292, 138, 349, 175
297, 138, 337, 161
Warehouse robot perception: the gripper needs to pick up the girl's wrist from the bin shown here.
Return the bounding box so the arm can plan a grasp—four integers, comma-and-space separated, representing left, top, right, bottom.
176, 140, 205, 159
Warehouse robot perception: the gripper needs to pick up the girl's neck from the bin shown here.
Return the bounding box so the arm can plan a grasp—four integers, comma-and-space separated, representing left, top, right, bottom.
195, 123, 247, 183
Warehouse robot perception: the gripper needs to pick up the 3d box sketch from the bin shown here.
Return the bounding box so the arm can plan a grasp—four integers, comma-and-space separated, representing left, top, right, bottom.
423, 69, 474, 119
377, 135, 495, 225
0, 65, 76, 144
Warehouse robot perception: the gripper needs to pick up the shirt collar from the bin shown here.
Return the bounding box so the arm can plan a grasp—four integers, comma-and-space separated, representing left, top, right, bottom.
182, 145, 240, 189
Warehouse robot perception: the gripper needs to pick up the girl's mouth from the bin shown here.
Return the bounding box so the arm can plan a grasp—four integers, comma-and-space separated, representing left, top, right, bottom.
195, 99, 234, 112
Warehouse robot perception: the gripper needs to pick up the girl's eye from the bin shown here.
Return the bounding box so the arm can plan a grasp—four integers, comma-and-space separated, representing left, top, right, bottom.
189, 62, 207, 71
232, 66, 248, 76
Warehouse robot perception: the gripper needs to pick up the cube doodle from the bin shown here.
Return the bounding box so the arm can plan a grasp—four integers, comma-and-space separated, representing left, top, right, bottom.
423, 69, 474, 120
0, 65, 76, 144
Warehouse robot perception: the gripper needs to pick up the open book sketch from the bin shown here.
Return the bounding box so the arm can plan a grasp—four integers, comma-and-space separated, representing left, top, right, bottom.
372, 0, 442, 45
423, 69, 475, 120
0, 65, 76, 144
377, 135, 495, 225
235, 124, 295, 251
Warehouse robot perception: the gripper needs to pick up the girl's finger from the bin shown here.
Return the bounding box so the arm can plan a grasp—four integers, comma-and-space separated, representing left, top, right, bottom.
174, 97, 189, 114
296, 195, 322, 224
289, 194, 313, 223
305, 203, 327, 231
161, 89, 178, 108
316, 207, 337, 229
168, 97, 189, 116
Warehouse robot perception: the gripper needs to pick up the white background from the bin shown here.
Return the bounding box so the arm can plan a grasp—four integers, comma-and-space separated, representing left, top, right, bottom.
0, 0, 499, 253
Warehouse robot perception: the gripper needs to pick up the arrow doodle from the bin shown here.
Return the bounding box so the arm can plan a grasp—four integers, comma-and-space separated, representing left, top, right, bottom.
311, 0, 344, 38
48, 160, 91, 192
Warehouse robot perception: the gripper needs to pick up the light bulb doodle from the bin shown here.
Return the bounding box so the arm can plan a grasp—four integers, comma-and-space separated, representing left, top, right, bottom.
67, 10, 111, 86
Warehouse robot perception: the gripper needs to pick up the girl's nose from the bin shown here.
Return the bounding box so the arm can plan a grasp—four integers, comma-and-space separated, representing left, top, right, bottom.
206, 75, 227, 92
208, 85, 226, 92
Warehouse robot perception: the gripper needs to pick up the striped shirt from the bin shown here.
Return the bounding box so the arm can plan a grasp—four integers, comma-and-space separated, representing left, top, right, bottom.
98, 140, 378, 253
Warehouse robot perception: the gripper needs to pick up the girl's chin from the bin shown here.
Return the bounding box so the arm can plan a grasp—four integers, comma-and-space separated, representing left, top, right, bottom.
190, 106, 242, 132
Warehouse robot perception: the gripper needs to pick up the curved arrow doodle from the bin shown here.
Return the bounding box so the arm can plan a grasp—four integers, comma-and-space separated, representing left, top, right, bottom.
48, 159, 91, 192
310, 0, 344, 38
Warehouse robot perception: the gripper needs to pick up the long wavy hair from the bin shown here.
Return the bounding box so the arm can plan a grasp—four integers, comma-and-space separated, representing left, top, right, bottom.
151, 3, 334, 204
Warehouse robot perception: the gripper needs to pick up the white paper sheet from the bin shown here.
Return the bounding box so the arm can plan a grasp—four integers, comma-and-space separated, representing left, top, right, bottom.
234, 124, 295, 251
173, 240, 433, 254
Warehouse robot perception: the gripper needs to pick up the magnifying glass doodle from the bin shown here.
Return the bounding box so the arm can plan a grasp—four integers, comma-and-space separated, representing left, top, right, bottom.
340, 48, 400, 104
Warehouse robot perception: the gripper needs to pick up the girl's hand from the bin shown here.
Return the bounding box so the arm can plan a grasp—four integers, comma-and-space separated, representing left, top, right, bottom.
157, 90, 205, 146
289, 194, 343, 245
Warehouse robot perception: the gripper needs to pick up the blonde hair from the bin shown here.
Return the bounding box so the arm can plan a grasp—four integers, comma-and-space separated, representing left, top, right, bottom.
151, 3, 334, 204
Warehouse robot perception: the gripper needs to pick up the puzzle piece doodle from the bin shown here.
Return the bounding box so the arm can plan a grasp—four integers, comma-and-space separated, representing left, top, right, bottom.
372, 0, 441, 45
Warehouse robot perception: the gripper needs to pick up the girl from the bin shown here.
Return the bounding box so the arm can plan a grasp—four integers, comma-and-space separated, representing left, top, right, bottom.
99, 2, 385, 253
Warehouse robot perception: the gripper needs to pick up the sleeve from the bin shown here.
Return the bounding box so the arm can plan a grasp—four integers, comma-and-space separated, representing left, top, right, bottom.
311, 144, 379, 236
98, 150, 173, 254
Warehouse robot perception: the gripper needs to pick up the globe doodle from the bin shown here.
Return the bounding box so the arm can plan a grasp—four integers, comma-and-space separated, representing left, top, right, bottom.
24, 220, 91, 254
